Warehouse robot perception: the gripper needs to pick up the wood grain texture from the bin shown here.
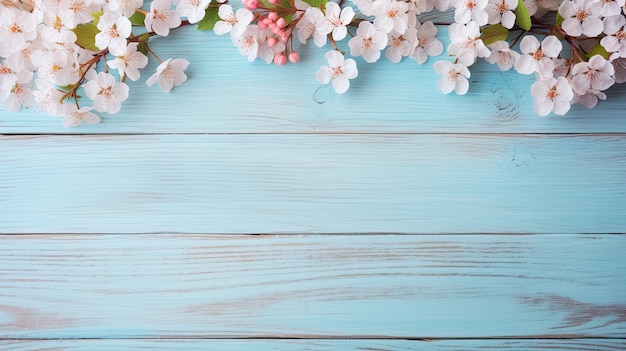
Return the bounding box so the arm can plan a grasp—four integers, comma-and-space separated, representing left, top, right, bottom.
2, 339, 626, 351
1, 134, 625, 234
1, 234, 625, 339
1, 27, 625, 134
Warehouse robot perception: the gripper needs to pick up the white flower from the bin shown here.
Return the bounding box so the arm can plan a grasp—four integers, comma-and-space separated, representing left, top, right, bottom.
146, 58, 190, 92
410, 20, 443, 64
530, 76, 574, 116
0, 71, 34, 112
324, 2, 354, 40
447, 21, 490, 66
559, 0, 603, 37
316, 50, 358, 94
373, 0, 410, 34
486, 0, 518, 28
84, 72, 129, 114
485, 40, 520, 70
573, 89, 607, 109
214, 5, 253, 37
95, 12, 132, 56
598, 0, 624, 17
33, 79, 65, 117
348, 21, 388, 63
386, 28, 417, 63
570, 54, 615, 94
433, 60, 471, 95
232, 25, 259, 61
255, 29, 285, 64
514, 35, 562, 79
40, 13, 77, 45
352, 0, 376, 16
296, 7, 331, 47
524, 0, 558, 17
0, 61, 18, 89
31, 49, 77, 86
107, 43, 149, 81
145, 0, 182, 36
119, 0, 145, 17
58, 0, 99, 28
454, 0, 489, 25
0, 8, 37, 55
62, 105, 101, 128
601, 15, 626, 54
176, 0, 212, 24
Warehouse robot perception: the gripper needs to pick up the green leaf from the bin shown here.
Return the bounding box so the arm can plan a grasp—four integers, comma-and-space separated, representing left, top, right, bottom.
514, 0, 531, 31
73, 23, 100, 51
480, 24, 509, 46
137, 43, 149, 56
586, 44, 610, 60
197, 6, 220, 30
300, 0, 326, 7
92, 11, 104, 26
556, 12, 564, 28
129, 11, 146, 26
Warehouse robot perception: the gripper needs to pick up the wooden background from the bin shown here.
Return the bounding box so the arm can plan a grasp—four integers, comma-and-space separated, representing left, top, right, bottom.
1, 24, 626, 350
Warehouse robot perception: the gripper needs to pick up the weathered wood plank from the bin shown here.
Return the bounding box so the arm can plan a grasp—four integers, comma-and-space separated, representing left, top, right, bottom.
1, 27, 625, 134
1, 339, 625, 351
1, 134, 625, 234
0, 234, 625, 338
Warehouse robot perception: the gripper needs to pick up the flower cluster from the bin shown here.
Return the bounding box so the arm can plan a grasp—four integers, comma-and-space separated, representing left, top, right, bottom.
0, 0, 623, 126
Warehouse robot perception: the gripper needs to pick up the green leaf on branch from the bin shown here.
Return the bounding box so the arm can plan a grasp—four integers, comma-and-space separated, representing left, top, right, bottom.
514, 0, 531, 31
586, 44, 610, 60
481, 24, 509, 46
92, 11, 104, 26
300, 0, 326, 7
73, 23, 100, 51
129, 11, 146, 26
197, 6, 220, 30
556, 12, 564, 27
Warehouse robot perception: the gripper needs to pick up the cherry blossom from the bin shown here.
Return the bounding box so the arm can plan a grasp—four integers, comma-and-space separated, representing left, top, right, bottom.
348, 21, 388, 63
570, 55, 615, 94
214, 5, 253, 37
373, 0, 410, 34
601, 15, 626, 55
176, 0, 212, 24
0, 71, 34, 112
146, 58, 190, 93
95, 12, 132, 56
447, 21, 490, 66
296, 7, 331, 47
574, 89, 607, 108
32, 79, 65, 117
485, 40, 520, 70
514, 35, 562, 79
386, 28, 417, 63
454, 0, 489, 25
232, 25, 260, 61
324, 2, 354, 41
433, 60, 471, 94
84, 72, 129, 114
0, 8, 37, 55
410, 20, 443, 64
530, 76, 574, 116
524, 0, 558, 17
559, 0, 603, 37
31, 49, 77, 86
145, 0, 182, 36
63, 105, 101, 127
107, 43, 149, 81
316, 50, 358, 94
58, 0, 99, 28
486, 0, 518, 28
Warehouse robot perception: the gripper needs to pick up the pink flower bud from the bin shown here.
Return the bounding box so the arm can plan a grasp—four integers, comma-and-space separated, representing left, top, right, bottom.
267, 37, 278, 47
245, 0, 258, 9
276, 17, 286, 28
274, 53, 287, 65
268, 12, 279, 21
288, 51, 300, 63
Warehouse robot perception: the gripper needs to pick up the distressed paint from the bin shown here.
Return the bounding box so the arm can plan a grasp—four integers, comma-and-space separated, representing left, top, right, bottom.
1, 134, 625, 233
0, 27, 625, 134
1, 339, 626, 351
0, 234, 625, 338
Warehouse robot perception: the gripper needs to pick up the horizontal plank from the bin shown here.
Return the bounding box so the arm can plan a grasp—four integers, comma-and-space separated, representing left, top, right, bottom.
1, 134, 625, 234
1, 27, 626, 134
1, 339, 626, 351
0, 234, 625, 338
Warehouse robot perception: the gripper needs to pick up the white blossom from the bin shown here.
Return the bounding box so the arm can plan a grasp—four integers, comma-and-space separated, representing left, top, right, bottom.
447, 21, 490, 66
570, 54, 615, 94
146, 58, 190, 92
176, 0, 212, 24
410, 20, 443, 64
373, 0, 410, 34
58, 0, 99, 28
324, 2, 354, 41
316, 50, 358, 94
296, 7, 331, 47
348, 21, 388, 63
33, 79, 65, 117
95, 12, 132, 56
145, 0, 182, 36
0, 71, 34, 112
0, 8, 37, 55
62, 105, 101, 127
530, 76, 574, 116
107, 42, 149, 81
486, 0, 518, 28
559, 0, 603, 37
386, 28, 417, 63
515, 35, 562, 79
214, 5, 253, 37
573, 89, 607, 108
84, 72, 129, 114
485, 40, 520, 70
454, 0, 489, 25
232, 25, 260, 61
433, 60, 471, 95
524, 0, 558, 17
601, 15, 626, 55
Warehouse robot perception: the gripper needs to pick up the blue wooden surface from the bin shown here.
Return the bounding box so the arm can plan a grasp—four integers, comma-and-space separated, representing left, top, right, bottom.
1, 22, 625, 350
